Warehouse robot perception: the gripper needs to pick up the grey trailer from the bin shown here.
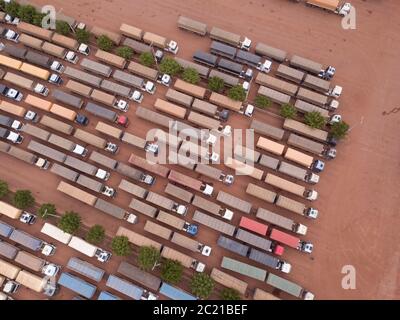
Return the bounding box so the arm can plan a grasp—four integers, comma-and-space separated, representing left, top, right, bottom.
255, 43, 287, 62
3, 45, 27, 60
235, 49, 261, 67
67, 257, 105, 282
118, 261, 162, 292
106, 274, 143, 300
175, 57, 210, 78
64, 67, 102, 88
27, 140, 67, 163
208, 69, 239, 87
0, 220, 15, 238
210, 41, 236, 59
9, 229, 43, 251
217, 235, 249, 257
193, 51, 218, 67
123, 38, 152, 54
51, 89, 83, 109
217, 58, 243, 77
250, 119, 285, 141
85, 102, 118, 122
0, 240, 19, 259
81, 58, 112, 77
50, 163, 79, 182
235, 228, 273, 252
89, 151, 118, 170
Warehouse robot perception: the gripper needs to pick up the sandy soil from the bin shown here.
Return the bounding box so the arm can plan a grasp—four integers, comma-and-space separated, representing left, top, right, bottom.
0, 0, 399, 300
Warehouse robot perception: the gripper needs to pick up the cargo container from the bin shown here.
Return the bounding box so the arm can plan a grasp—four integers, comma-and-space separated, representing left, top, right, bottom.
159, 283, 197, 300
174, 79, 206, 99
306, 0, 351, 15
288, 133, 336, 159
191, 98, 218, 118
106, 274, 154, 300
3, 45, 27, 60
77, 175, 115, 197
51, 33, 79, 51
19, 33, 43, 51
209, 92, 243, 112
249, 120, 284, 141
255, 73, 298, 96
15, 251, 59, 276
95, 121, 123, 140
225, 157, 264, 181
175, 57, 210, 78
120, 23, 143, 40
81, 58, 112, 77
258, 86, 291, 105
256, 137, 285, 156
50, 103, 80, 123
270, 228, 313, 253
0, 240, 19, 260
276, 194, 318, 218
51, 163, 79, 182
68, 236, 111, 262
235, 228, 282, 255
276, 64, 305, 84
187, 111, 228, 134
41, 41, 78, 64
118, 261, 161, 292
294, 99, 330, 118
194, 164, 234, 185
57, 180, 97, 206
155, 99, 187, 119
0, 221, 15, 239
64, 67, 102, 88
58, 272, 97, 299
0, 141, 10, 153
239, 216, 268, 236
67, 257, 104, 282
118, 179, 146, 198
163, 184, 192, 204
27, 140, 67, 163
284, 118, 328, 143
177, 16, 207, 36
0, 101, 26, 118
116, 162, 155, 185
266, 273, 314, 300
168, 170, 213, 196
128, 153, 169, 178
21, 124, 50, 141
74, 128, 118, 154
0, 114, 21, 131
52, 89, 83, 110
193, 51, 217, 68
98, 291, 121, 300
278, 161, 320, 184
221, 256, 266, 281
211, 268, 247, 295
120, 132, 158, 154
100, 79, 132, 99
66, 80, 93, 98
0, 54, 23, 70
16, 270, 56, 296
7, 145, 50, 169
40, 115, 74, 135
90, 26, 122, 45
123, 38, 151, 54
95, 49, 126, 69
3, 72, 49, 96
265, 173, 318, 200
233, 145, 261, 164
112, 71, 150, 99
20, 63, 53, 83
192, 210, 236, 236
165, 89, 193, 108
144, 221, 173, 240
17, 22, 53, 41
88, 151, 117, 170
249, 248, 291, 273
256, 207, 308, 235
172, 232, 211, 256
217, 236, 249, 257
65, 155, 110, 181
255, 43, 287, 62
210, 27, 251, 50
297, 87, 338, 110
152, 129, 183, 149
192, 195, 233, 221
116, 226, 162, 251
85, 102, 128, 127
253, 288, 281, 300
208, 69, 239, 87
171, 120, 217, 146
284, 148, 324, 173
40, 222, 72, 244
290, 55, 323, 75
9, 229, 55, 256
129, 199, 157, 218
161, 246, 205, 272
0, 258, 20, 279
154, 210, 197, 235
217, 58, 249, 78
142, 31, 178, 54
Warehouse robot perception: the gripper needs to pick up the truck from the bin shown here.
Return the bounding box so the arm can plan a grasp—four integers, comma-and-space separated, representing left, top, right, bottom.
106, 274, 157, 300
159, 283, 197, 300
97, 198, 138, 222
18, 34, 43, 51
51, 89, 83, 110
49, 133, 87, 157
192, 210, 236, 236
1, 27, 19, 42
155, 98, 187, 120
24, 50, 64, 73
217, 235, 250, 257
297, 87, 338, 110
153, 209, 199, 236
270, 228, 313, 254
0, 100, 37, 122
0, 82, 23, 102
294, 99, 330, 118
253, 288, 280, 300
146, 191, 188, 216
128, 153, 169, 178
258, 86, 291, 105
117, 226, 162, 251
51, 32, 80, 51
221, 256, 267, 281
239, 216, 268, 236
284, 147, 325, 173
74, 128, 118, 154
306, 0, 351, 16
210, 27, 251, 50
255, 42, 287, 62
127, 61, 171, 86
20, 62, 62, 85
303, 74, 342, 98
16, 270, 57, 296
256, 136, 285, 156
112, 70, 147, 100
117, 261, 161, 292
277, 161, 320, 184
76, 175, 115, 197
192, 98, 227, 121
174, 79, 206, 99
275, 195, 319, 219
235, 228, 284, 255
85, 102, 128, 127
193, 51, 218, 68
123, 37, 152, 54
40, 223, 72, 245
209, 92, 243, 113
288, 133, 336, 159
97, 291, 120, 300
63, 156, 110, 180
81, 58, 112, 77
41, 41, 79, 64
266, 272, 315, 300
235, 49, 272, 72
0, 114, 22, 131
0, 220, 14, 237
50, 103, 88, 126
17, 22, 53, 41
192, 195, 234, 221
290, 54, 336, 80
27, 140, 67, 163
21, 124, 50, 142
58, 272, 97, 299
2, 44, 27, 60
161, 246, 205, 272
115, 162, 155, 186
68, 236, 111, 262
40, 115, 74, 136
208, 69, 239, 88
3, 72, 48, 96
284, 118, 329, 143
142, 31, 178, 54
250, 119, 285, 141
15, 251, 59, 277
120, 23, 143, 40
166, 89, 194, 108
194, 164, 234, 185
64, 66, 102, 88
119, 131, 158, 154
175, 57, 210, 78
210, 41, 237, 60
91, 26, 122, 45
0, 201, 36, 225
50, 163, 80, 182
7, 145, 50, 170
187, 111, 231, 135
0, 259, 20, 294
168, 170, 213, 196
217, 58, 252, 80
265, 173, 318, 200
164, 183, 194, 203
171, 232, 211, 256
255, 73, 298, 96
9, 229, 56, 256
211, 268, 248, 296
66, 80, 93, 98
0, 240, 19, 260
177, 16, 207, 36
90, 89, 130, 112
67, 257, 104, 282
225, 157, 264, 181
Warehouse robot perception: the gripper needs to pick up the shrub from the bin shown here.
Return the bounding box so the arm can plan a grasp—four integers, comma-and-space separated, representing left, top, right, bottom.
182, 68, 200, 84
116, 46, 133, 60
56, 20, 71, 36
220, 288, 241, 300
0, 180, 9, 199
58, 211, 81, 234
254, 95, 271, 109
139, 52, 154, 67
18, 4, 36, 23
228, 85, 246, 102
280, 103, 297, 119
208, 76, 224, 92
5, 1, 20, 17
330, 121, 350, 139
75, 29, 91, 44
32, 13, 46, 27
138, 246, 161, 271
86, 225, 105, 244
190, 273, 215, 299
304, 111, 326, 129
38, 203, 57, 219
159, 58, 182, 76
13, 190, 35, 209
111, 236, 131, 256
97, 35, 114, 51
160, 259, 183, 284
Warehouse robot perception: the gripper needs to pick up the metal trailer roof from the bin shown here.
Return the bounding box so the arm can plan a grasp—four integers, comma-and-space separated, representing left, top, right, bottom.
159, 282, 197, 300
40, 116, 74, 135
155, 211, 185, 231
81, 58, 112, 77
191, 98, 218, 116
165, 89, 194, 107
112, 69, 144, 89
64, 67, 102, 88
258, 86, 291, 105
85, 102, 118, 122
257, 136, 285, 156
118, 179, 147, 198
278, 161, 308, 181
235, 228, 273, 252
255, 73, 299, 96
192, 195, 221, 216
193, 51, 218, 67
40, 223, 72, 245
283, 118, 328, 142
90, 26, 121, 45
15, 251, 45, 272
73, 129, 107, 149
120, 23, 143, 40
218, 58, 243, 75
246, 183, 276, 204
217, 191, 252, 214
89, 151, 118, 170
289, 55, 323, 74
221, 256, 267, 282
296, 87, 328, 107
164, 183, 193, 203
146, 191, 175, 211
0, 141, 10, 153
66, 80, 93, 98
175, 57, 210, 78
128, 153, 170, 178
98, 291, 121, 300
288, 133, 325, 155
118, 261, 162, 292
265, 173, 305, 197
255, 42, 287, 62
77, 175, 103, 193
294, 99, 330, 117
101, 79, 131, 98
7, 146, 36, 164
64, 155, 98, 176
0, 115, 12, 127
9, 229, 43, 251
129, 198, 157, 218
235, 49, 261, 66
3, 45, 27, 60
25, 50, 50, 68
217, 235, 249, 256
58, 272, 97, 299
127, 61, 158, 81
123, 38, 152, 54
174, 78, 207, 99
121, 132, 147, 149
17, 22, 54, 41
210, 27, 241, 46
210, 41, 236, 59
303, 74, 331, 92
144, 221, 173, 240
115, 162, 144, 182
250, 119, 285, 141
194, 164, 223, 181
0, 240, 19, 259
266, 273, 303, 298
233, 145, 261, 163
67, 257, 105, 282
50, 163, 79, 182
177, 16, 207, 36
253, 288, 281, 300
27, 140, 68, 162
22, 124, 51, 141
192, 210, 236, 236
116, 227, 162, 251
256, 207, 295, 232
208, 69, 239, 87
94, 199, 126, 220
52, 33, 79, 51
249, 248, 280, 269
276, 64, 305, 84
154, 98, 187, 119
136, 106, 174, 128
211, 268, 248, 295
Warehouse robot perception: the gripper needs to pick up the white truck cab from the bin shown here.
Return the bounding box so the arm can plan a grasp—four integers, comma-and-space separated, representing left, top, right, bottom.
296, 224, 308, 236
78, 43, 90, 56
257, 59, 272, 73
201, 245, 212, 257
305, 190, 318, 201
280, 262, 292, 274
166, 40, 179, 54
105, 142, 119, 154
49, 74, 63, 85
221, 125, 232, 136
130, 90, 143, 103
201, 184, 214, 196
144, 142, 159, 155
95, 169, 110, 181
3, 29, 19, 42
19, 212, 36, 225
73, 145, 88, 157
338, 3, 352, 16
34, 84, 49, 97
50, 61, 65, 73
10, 120, 22, 131
301, 242, 314, 254
65, 51, 79, 64
204, 133, 217, 146
5, 88, 23, 101
95, 249, 111, 263
244, 104, 255, 117
222, 174, 235, 185
3, 280, 19, 294
114, 99, 129, 112
205, 151, 220, 163
221, 209, 234, 221
41, 243, 56, 256
329, 114, 342, 125
24, 110, 39, 122
42, 263, 60, 277
126, 213, 138, 224
35, 157, 50, 170
306, 208, 319, 219
306, 172, 320, 184
240, 37, 252, 51
102, 186, 116, 198
144, 81, 156, 94
194, 261, 206, 273
173, 203, 188, 216
7, 131, 23, 144
328, 85, 342, 98
157, 74, 171, 86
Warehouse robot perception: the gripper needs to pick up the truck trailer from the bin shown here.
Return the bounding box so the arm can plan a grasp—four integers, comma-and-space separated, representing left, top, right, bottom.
210, 27, 251, 50
306, 0, 351, 16
266, 272, 314, 300
255, 42, 287, 62
161, 246, 205, 272
270, 228, 313, 254
177, 16, 207, 36
142, 31, 178, 54
6, 145, 50, 170
168, 170, 213, 196
192, 210, 236, 236
68, 236, 111, 262
85, 102, 128, 127
3, 72, 48, 96
210, 268, 248, 295
9, 229, 55, 256
288, 133, 336, 159
284, 147, 325, 173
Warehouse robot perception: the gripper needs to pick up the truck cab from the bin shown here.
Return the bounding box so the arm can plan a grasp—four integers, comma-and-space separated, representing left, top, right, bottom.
144, 81, 156, 94
296, 224, 308, 236
42, 263, 60, 277
154, 49, 164, 63
19, 211, 37, 225
200, 245, 212, 257
327, 85, 342, 99
0, 84, 23, 101
172, 203, 188, 216
24, 110, 39, 122
144, 142, 159, 155
140, 173, 156, 186
73, 144, 88, 157
49, 74, 63, 86
218, 109, 230, 122
6, 131, 23, 144
319, 66, 336, 80
166, 40, 179, 54
305, 207, 319, 219
220, 208, 234, 221
300, 241, 313, 254
116, 115, 129, 127
200, 184, 214, 196
34, 83, 49, 97
278, 261, 292, 274
204, 133, 217, 146
329, 114, 342, 125
338, 3, 352, 16
101, 186, 116, 198
35, 157, 51, 170
193, 261, 205, 272
50, 61, 65, 73
324, 146, 337, 159
105, 142, 119, 154
2, 280, 19, 294
183, 222, 198, 236
2, 29, 19, 42
78, 43, 90, 56
257, 59, 272, 73
95, 249, 112, 263
240, 37, 252, 51
305, 189, 318, 201
221, 125, 232, 137
306, 172, 320, 184
242, 68, 253, 81
130, 90, 143, 103
126, 212, 138, 224
41, 243, 56, 256
222, 174, 235, 185
75, 114, 89, 126
244, 104, 255, 117
10, 120, 23, 131
141, 290, 159, 300
95, 169, 110, 181
205, 151, 220, 163
4, 14, 20, 25
157, 74, 171, 87
312, 159, 325, 173
43, 283, 59, 297
65, 51, 79, 64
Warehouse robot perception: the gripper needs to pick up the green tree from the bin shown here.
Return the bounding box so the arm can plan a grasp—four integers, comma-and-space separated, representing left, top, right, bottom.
0, 1, 6, 11
160, 259, 183, 284
5, 1, 20, 17
280, 103, 297, 119
138, 246, 161, 271
304, 111, 326, 129
32, 12, 45, 27
75, 29, 91, 44
254, 94, 271, 109
182, 68, 200, 84
159, 58, 182, 76
56, 20, 71, 36
97, 35, 114, 52
0, 180, 9, 199
58, 211, 81, 234
116, 46, 133, 60
86, 225, 105, 244
228, 85, 246, 102
330, 121, 349, 140
220, 288, 241, 300
111, 236, 131, 256
38, 203, 57, 219
13, 190, 35, 209
208, 76, 224, 92
18, 5, 36, 23
139, 52, 154, 67
190, 273, 215, 299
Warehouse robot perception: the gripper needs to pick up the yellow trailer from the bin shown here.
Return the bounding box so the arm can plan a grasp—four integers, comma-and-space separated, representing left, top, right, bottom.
0, 54, 23, 70
50, 104, 77, 121
256, 137, 285, 156
0, 101, 26, 117
154, 99, 187, 119
0, 201, 22, 219
0, 259, 21, 280
225, 157, 264, 180
120, 23, 143, 40
20, 63, 50, 81
24, 94, 52, 111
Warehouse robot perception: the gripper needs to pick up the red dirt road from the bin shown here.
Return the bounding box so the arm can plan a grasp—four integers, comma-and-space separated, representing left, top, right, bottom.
1, 0, 399, 300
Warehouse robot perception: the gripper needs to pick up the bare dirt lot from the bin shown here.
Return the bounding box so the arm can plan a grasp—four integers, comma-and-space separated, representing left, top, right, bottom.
1, 0, 400, 300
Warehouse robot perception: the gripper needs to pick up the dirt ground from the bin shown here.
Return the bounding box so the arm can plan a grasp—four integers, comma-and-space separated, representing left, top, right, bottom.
0, 0, 399, 300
